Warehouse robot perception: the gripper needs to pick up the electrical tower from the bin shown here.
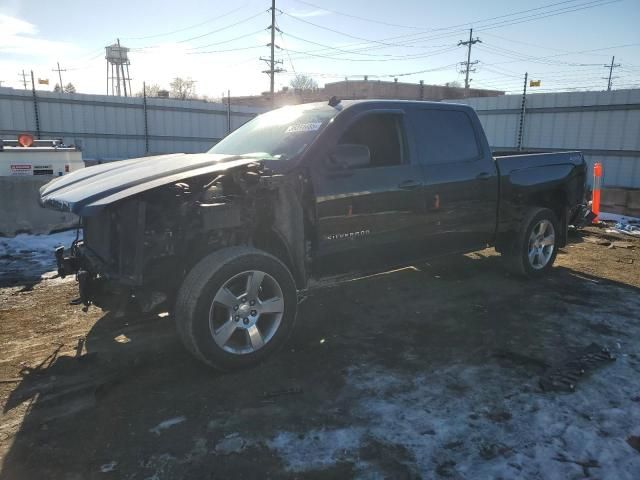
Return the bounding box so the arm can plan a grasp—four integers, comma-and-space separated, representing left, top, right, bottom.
603, 55, 621, 91
458, 28, 481, 91
105, 39, 132, 97
260, 0, 284, 107
52, 61, 66, 92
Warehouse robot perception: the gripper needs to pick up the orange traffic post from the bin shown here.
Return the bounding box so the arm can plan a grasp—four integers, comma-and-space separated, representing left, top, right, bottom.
592, 162, 602, 223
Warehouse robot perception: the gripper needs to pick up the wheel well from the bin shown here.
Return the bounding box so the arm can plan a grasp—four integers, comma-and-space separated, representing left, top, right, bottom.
526, 188, 568, 246
496, 189, 569, 254
530, 189, 566, 222
251, 229, 304, 288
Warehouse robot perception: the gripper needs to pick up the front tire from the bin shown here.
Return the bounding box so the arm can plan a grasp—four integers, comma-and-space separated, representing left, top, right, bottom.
175, 247, 297, 371
508, 208, 559, 278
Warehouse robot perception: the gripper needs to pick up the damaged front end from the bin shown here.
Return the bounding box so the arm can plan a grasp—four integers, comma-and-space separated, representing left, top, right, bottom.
47, 160, 293, 313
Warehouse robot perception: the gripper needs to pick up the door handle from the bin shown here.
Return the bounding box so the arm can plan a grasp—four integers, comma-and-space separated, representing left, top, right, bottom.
476, 172, 491, 180
398, 180, 421, 190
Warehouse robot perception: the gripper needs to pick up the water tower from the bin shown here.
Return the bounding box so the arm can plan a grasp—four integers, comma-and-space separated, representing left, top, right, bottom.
106, 40, 132, 96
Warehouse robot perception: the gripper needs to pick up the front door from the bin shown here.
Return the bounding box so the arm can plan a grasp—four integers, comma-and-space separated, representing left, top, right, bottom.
312, 112, 427, 275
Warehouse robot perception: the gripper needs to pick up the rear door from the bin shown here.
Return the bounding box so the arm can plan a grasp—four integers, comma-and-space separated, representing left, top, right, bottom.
312, 110, 428, 275
408, 106, 498, 254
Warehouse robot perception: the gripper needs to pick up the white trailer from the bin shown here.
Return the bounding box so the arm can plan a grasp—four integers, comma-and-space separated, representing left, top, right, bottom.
0, 136, 84, 177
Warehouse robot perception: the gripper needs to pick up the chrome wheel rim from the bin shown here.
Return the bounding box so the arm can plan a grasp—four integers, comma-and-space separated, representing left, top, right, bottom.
208, 270, 284, 355
527, 219, 555, 270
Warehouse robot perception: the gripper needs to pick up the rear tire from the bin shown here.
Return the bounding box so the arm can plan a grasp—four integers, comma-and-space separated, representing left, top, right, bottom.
507, 208, 559, 278
175, 247, 297, 371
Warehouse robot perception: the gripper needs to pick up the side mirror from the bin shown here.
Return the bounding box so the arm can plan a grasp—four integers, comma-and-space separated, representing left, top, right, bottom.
326, 144, 371, 169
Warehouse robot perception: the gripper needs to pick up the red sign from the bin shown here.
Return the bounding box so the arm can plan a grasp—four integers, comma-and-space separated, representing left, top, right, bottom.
10, 164, 32, 176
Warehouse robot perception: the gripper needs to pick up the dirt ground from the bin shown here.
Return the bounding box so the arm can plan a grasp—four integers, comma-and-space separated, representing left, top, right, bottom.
1, 227, 639, 479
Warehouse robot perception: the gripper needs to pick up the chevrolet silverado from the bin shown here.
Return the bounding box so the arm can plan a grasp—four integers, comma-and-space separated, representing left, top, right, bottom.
40, 99, 588, 370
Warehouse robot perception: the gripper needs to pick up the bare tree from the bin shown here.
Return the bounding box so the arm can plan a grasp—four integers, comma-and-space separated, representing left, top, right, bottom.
63, 83, 76, 94
53, 83, 62, 93
136, 83, 162, 97
170, 77, 196, 100
289, 74, 318, 91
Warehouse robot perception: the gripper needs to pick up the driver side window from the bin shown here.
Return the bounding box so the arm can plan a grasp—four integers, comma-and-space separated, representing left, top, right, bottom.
338, 113, 406, 168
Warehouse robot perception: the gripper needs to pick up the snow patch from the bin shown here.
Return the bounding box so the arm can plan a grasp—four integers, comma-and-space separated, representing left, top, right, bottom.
269, 283, 640, 478
268, 427, 365, 471
149, 416, 186, 435
0, 230, 78, 283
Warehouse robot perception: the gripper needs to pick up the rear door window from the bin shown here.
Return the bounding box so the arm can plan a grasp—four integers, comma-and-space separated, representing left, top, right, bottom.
413, 109, 481, 164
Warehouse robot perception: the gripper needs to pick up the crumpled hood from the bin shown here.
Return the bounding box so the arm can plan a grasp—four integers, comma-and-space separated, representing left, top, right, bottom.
39, 152, 259, 216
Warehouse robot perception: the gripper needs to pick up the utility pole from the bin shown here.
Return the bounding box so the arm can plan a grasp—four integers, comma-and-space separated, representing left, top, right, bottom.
19, 70, 28, 89
517, 72, 528, 152
603, 55, 621, 91
260, 0, 284, 107
52, 61, 66, 92
30, 70, 41, 139
269, 0, 275, 97
458, 28, 481, 91
227, 89, 231, 134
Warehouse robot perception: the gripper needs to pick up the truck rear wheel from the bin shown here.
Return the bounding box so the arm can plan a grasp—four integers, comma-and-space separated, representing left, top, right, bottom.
175, 247, 297, 370
508, 208, 559, 278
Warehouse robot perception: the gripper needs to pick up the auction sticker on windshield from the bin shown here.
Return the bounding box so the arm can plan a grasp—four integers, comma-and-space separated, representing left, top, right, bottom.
285, 122, 322, 133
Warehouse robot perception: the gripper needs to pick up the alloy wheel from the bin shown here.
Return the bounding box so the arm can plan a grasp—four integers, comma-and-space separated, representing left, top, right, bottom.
208, 270, 285, 354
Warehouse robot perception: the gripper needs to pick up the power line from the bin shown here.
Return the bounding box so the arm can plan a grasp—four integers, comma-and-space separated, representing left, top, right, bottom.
281, 31, 459, 60
131, 9, 267, 49
122, 4, 249, 40
187, 45, 264, 55
279, 45, 459, 62
277, 21, 296, 76
292, 0, 424, 30
479, 42, 640, 68
280, 10, 425, 49
279, 62, 460, 80
480, 31, 610, 57
187, 28, 267, 51
280, 0, 617, 55
280, 31, 415, 58
474, 0, 621, 32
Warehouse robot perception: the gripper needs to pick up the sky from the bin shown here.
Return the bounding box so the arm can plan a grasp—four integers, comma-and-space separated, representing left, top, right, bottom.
0, 0, 639, 99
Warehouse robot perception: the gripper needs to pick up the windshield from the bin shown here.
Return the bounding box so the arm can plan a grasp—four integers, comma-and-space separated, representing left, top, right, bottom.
208, 103, 337, 159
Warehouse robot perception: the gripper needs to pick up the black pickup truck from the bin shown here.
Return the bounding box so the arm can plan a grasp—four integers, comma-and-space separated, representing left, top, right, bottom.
40, 99, 588, 370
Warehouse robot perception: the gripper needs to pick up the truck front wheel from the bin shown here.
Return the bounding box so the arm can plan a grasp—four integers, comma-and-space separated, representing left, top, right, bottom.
175, 247, 297, 370
508, 207, 559, 278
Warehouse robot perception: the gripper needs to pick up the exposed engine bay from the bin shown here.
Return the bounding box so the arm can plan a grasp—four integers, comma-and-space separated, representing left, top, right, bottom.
55, 162, 308, 312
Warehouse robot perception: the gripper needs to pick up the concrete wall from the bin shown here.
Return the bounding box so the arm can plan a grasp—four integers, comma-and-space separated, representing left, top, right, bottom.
445, 88, 640, 189
0, 87, 265, 161
0, 177, 77, 236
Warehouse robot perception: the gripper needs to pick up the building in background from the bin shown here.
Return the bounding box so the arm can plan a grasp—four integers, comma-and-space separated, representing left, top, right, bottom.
230, 78, 504, 108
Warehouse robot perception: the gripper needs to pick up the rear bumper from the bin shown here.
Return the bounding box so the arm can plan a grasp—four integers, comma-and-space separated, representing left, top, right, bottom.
569, 204, 595, 228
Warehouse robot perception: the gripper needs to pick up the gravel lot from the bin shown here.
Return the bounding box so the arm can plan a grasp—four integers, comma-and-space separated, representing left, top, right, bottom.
1, 227, 639, 479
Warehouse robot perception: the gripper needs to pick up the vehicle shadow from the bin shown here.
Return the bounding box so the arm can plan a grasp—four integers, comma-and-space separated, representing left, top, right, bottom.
1, 248, 638, 479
